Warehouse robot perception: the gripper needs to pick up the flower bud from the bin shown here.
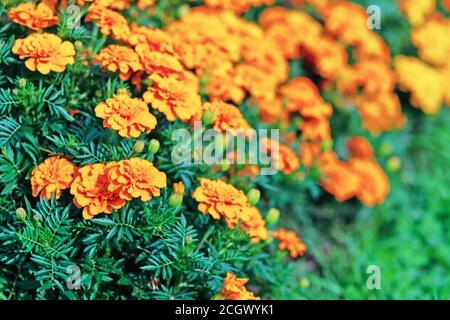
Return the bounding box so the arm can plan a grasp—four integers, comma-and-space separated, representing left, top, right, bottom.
16, 207, 27, 220
18, 78, 27, 87
133, 140, 145, 153
147, 139, 160, 157
169, 193, 183, 207
202, 110, 214, 126
299, 278, 310, 288
387, 156, 401, 172
74, 40, 83, 49
116, 88, 129, 96
220, 161, 230, 172
266, 208, 280, 226
246, 189, 261, 206
379, 142, 393, 156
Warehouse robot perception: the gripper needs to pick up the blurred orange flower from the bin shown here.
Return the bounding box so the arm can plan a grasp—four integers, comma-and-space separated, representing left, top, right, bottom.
218, 273, 260, 300
93, 45, 142, 81
272, 228, 307, 258
203, 101, 252, 135
8, 2, 58, 30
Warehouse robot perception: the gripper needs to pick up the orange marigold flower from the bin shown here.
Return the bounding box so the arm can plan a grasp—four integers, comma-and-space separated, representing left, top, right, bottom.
203, 101, 252, 135
86, 6, 130, 41
260, 138, 300, 174
234, 64, 278, 100
192, 178, 248, 228
299, 118, 331, 142
135, 44, 183, 76
204, 0, 274, 14
218, 273, 260, 300
143, 74, 202, 122
252, 95, 288, 125
299, 141, 322, 168
318, 151, 360, 202
31, 156, 78, 200
95, 94, 157, 138
12, 33, 75, 75
240, 205, 268, 243
272, 228, 307, 258
347, 136, 374, 159
8, 2, 58, 30
238, 165, 260, 178
107, 158, 167, 201
206, 73, 246, 105
128, 24, 174, 53
70, 163, 126, 220
349, 158, 390, 207
93, 45, 142, 81
398, 0, 436, 26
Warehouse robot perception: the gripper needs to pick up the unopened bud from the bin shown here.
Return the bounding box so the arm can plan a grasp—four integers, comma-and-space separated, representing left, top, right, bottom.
266, 208, 280, 226
202, 110, 214, 126
169, 193, 183, 207
133, 140, 145, 153
387, 156, 401, 172
299, 278, 310, 288
246, 189, 261, 206
16, 207, 27, 220
147, 139, 160, 157
18, 78, 27, 87
117, 88, 129, 96
379, 142, 393, 156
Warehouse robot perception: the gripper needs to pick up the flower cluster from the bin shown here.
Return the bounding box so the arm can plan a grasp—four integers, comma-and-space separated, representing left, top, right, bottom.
272, 228, 307, 258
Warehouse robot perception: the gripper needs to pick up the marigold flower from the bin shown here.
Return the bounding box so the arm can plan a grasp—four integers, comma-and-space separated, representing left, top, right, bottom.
31, 156, 78, 200
107, 158, 167, 201
95, 94, 157, 138
203, 101, 252, 135
398, 0, 436, 26
93, 45, 142, 81
206, 73, 246, 105
86, 6, 130, 41
204, 0, 274, 14
12, 33, 75, 75
318, 151, 360, 202
128, 25, 174, 53
299, 141, 322, 168
347, 137, 374, 159
272, 228, 307, 258
240, 205, 268, 243
395, 56, 444, 114
260, 138, 300, 174
252, 96, 288, 124
8, 2, 58, 30
135, 44, 183, 76
218, 273, 260, 300
70, 163, 126, 220
143, 74, 202, 122
192, 178, 248, 228
349, 158, 390, 207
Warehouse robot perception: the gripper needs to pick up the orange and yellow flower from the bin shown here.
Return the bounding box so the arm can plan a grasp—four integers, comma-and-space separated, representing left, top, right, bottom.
192, 178, 248, 228
272, 228, 307, 258
70, 163, 126, 220
8, 2, 58, 30
217, 273, 260, 300
107, 158, 167, 201
93, 45, 142, 81
203, 101, 252, 135
12, 33, 75, 75
95, 94, 157, 138
31, 156, 78, 200
240, 205, 268, 243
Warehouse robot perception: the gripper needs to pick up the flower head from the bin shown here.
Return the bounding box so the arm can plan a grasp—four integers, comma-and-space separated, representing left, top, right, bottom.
95, 94, 157, 138
12, 33, 75, 74
70, 163, 126, 220
218, 273, 260, 300
86, 6, 130, 41
240, 205, 268, 243
93, 45, 142, 80
260, 138, 300, 174
203, 101, 252, 135
272, 228, 307, 258
107, 158, 167, 201
347, 136, 374, 159
8, 2, 58, 30
31, 156, 78, 200
192, 178, 248, 228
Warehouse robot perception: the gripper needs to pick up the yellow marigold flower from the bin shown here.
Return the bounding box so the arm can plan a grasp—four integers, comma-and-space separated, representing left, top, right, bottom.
31, 156, 78, 200
318, 151, 360, 202
192, 178, 248, 228
143, 74, 202, 122
260, 138, 300, 174
12, 33, 75, 75
395, 56, 444, 114
346, 136, 374, 160
95, 94, 157, 138
411, 16, 450, 67
135, 44, 183, 76
349, 158, 390, 207
398, 0, 436, 26
217, 273, 260, 300
107, 158, 167, 201
93, 45, 142, 81
7, 2, 58, 30
86, 6, 130, 41
70, 163, 126, 220
272, 228, 307, 258
202, 101, 252, 135
357, 94, 406, 135
240, 205, 268, 243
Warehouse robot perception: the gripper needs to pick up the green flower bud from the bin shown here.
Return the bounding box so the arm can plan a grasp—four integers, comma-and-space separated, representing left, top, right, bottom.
299, 278, 310, 288
220, 161, 230, 172
133, 140, 145, 153
18, 78, 27, 87
246, 189, 261, 206
379, 142, 393, 156
202, 110, 214, 126
387, 156, 401, 173
16, 207, 27, 220
147, 139, 160, 157
266, 208, 280, 226
168, 193, 183, 207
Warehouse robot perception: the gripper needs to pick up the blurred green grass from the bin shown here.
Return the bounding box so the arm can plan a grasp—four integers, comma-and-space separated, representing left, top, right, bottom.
275, 107, 450, 299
